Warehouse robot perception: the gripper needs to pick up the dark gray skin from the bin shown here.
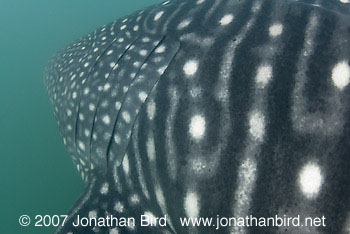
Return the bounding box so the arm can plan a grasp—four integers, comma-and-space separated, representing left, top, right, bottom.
45, 0, 350, 233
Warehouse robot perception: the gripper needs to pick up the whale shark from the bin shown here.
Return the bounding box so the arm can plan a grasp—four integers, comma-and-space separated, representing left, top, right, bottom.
45, 0, 350, 233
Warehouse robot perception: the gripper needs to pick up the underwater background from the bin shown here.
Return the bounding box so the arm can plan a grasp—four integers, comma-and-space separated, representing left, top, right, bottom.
0, 0, 163, 233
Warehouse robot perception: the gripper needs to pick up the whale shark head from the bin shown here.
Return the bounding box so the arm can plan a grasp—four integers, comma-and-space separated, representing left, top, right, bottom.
45, 0, 350, 233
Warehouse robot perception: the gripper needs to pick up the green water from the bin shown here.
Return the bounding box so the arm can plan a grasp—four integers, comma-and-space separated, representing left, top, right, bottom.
0, 1, 162, 233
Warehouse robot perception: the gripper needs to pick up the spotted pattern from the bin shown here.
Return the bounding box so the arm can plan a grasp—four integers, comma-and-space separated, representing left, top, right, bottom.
44, 0, 350, 233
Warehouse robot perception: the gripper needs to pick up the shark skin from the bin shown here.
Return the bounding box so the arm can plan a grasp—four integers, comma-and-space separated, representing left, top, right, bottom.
44, 0, 350, 233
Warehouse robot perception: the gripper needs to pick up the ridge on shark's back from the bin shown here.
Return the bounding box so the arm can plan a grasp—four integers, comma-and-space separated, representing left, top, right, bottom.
44, 0, 350, 233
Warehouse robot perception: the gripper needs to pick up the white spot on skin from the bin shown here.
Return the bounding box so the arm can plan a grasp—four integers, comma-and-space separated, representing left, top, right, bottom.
100, 182, 109, 195
114, 201, 124, 213
158, 66, 167, 75
340, 0, 350, 3
155, 45, 166, 53
120, 25, 126, 30
106, 50, 113, 55
103, 83, 111, 91
79, 158, 86, 167
110, 62, 116, 68
66, 109, 72, 116
190, 87, 201, 98
130, 194, 140, 205
84, 129, 90, 137
252, 1, 262, 12
184, 191, 199, 218
122, 154, 130, 175
115, 102, 121, 110
109, 228, 119, 234
269, 23, 283, 37
71, 82, 77, 90
133, 25, 139, 31
101, 100, 108, 108
177, 19, 191, 30
122, 111, 131, 123
219, 14, 234, 25
146, 138, 156, 161
197, 0, 205, 4
139, 50, 148, 56
103, 115, 111, 125
89, 103, 96, 111
183, 60, 199, 76
133, 61, 140, 67
249, 111, 265, 141
147, 100, 156, 120
190, 158, 207, 175
332, 61, 350, 90
89, 210, 97, 219
138, 92, 147, 102
255, 65, 272, 88
78, 141, 86, 151
114, 135, 121, 144
142, 37, 150, 43
299, 162, 323, 199
84, 62, 89, 68
189, 115, 206, 140
154, 11, 164, 21
84, 88, 90, 95
141, 63, 148, 69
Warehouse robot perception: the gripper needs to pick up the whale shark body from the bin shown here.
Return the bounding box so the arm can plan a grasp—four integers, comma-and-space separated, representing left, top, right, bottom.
45, 0, 350, 233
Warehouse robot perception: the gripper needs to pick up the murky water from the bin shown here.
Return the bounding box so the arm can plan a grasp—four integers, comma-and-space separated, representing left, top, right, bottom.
0, 1, 162, 233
